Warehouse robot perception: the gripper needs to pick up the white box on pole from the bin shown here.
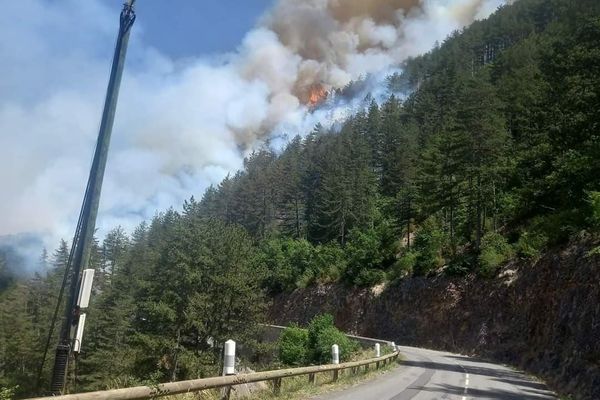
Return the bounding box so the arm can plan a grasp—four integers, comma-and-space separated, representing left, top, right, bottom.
77, 269, 95, 308
73, 313, 86, 353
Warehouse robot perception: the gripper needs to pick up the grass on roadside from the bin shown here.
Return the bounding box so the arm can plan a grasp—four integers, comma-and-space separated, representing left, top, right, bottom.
162, 350, 401, 400
243, 358, 400, 400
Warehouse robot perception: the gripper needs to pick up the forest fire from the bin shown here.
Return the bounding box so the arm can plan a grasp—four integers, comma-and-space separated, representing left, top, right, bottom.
307, 84, 328, 108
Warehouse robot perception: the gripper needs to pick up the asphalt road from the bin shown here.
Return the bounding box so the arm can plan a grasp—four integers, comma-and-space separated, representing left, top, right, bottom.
313, 346, 557, 400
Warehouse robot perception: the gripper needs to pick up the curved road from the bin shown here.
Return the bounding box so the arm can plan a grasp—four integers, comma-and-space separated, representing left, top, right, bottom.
313, 346, 557, 400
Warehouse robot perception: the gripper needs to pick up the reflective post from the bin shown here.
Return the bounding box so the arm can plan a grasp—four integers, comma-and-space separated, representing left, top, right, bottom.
332, 344, 339, 381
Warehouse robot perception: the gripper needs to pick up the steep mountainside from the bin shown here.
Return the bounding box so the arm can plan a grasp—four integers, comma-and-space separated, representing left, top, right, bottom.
270, 240, 600, 400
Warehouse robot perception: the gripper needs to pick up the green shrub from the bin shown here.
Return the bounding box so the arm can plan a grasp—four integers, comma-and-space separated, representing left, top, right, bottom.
446, 253, 476, 276
343, 218, 397, 285
413, 217, 445, 276
307, 314, 358, 364
587, 246, 600, 257
260, 238, 315, 292
278, 324, 309, 366
478, 232, 514, 277
307, 314, 335, 350
0, 386, 17, 400
260, 239, 295, 293
312, 243, 347, 284
586, 191, 600, 231
516, 231, 547, 259
390, 251, 417, 280
521, 211, 582, 247
312, 326, 359, 364
353, 268, 386, 287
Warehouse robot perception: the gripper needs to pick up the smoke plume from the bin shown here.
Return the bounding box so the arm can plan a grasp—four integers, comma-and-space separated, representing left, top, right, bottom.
0, 0, 506, 273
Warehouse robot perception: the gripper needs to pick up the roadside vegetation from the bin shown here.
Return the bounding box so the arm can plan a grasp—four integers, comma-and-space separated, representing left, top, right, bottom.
278, 314, 360, 366
1, 0, 599, 397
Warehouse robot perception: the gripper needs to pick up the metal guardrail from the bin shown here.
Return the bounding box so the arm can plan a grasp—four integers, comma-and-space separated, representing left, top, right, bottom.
263, 324, 395, 348
27, 351, 399, 400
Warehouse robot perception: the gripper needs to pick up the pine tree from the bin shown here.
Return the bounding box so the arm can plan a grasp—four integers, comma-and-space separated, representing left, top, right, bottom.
276, 136, 308, 238
312, 123, 377, 244
453, 76, 508, 249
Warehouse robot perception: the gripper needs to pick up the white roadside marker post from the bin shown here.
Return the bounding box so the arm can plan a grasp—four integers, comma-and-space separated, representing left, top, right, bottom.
222, 340, 236, 400
223, 340, 236, 375
388, 342, 396, 365
332, 344, 340, 381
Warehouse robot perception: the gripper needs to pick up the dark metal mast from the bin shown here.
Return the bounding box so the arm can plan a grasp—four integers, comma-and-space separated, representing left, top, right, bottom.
50, 1, 136, 394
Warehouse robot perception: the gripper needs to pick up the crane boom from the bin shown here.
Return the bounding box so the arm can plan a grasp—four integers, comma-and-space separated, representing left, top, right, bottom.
49, 1, 136, 394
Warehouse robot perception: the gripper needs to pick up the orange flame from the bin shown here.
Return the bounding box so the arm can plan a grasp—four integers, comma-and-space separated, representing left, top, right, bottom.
307, 85, 327, 107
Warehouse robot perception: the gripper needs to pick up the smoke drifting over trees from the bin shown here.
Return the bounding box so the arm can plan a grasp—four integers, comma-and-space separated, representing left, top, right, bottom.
0, 0, 505, 272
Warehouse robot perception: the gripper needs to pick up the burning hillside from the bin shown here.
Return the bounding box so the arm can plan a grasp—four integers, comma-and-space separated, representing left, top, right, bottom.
235, 0, 504, 144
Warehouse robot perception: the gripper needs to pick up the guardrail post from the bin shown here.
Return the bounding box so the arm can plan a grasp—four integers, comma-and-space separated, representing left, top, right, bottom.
221, 340, 236, 400
308, 373, 315, 385
375, 343, 380, 358
273, 378, 282, 395
332, 344, 339, 381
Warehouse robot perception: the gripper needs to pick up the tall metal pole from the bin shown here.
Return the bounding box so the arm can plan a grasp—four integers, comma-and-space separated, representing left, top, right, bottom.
50, 1, 136, 394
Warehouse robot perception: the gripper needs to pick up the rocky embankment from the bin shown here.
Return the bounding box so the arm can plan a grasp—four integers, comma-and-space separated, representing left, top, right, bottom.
269, 241, 600, 400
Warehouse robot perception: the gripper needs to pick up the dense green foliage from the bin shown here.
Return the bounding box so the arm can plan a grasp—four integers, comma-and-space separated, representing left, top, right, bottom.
2, 0, 600, 396
278, 315, 358, 366
1, 208, 266, 396
306, 314, 359, 364
278, 324, 309, 366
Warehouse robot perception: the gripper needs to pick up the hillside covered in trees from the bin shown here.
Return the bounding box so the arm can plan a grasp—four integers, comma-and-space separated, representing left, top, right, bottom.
1, 0, 599, 396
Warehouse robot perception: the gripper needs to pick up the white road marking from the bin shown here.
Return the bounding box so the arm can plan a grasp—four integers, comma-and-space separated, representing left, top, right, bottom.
445, 355, 469, 400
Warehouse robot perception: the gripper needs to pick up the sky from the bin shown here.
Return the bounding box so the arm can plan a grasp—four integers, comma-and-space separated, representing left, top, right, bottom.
0, 0, 506, 273
135, 0, 274, 58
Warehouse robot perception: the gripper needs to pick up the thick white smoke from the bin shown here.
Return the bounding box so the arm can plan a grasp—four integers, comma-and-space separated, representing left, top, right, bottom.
0, 0, 506, 273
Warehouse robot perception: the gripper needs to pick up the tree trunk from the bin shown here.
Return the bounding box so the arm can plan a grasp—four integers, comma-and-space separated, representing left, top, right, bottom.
450, 186, 455, 256
406, 196, 411, 249
295, 198, 301, 239
171, 327, 181, 382
476, 175, 482, 252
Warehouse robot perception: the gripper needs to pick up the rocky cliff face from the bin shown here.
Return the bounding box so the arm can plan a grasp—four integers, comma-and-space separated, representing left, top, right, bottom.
269, 241, 600, 400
